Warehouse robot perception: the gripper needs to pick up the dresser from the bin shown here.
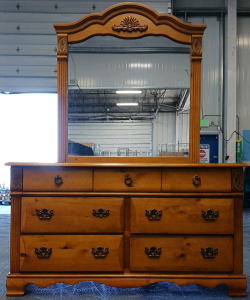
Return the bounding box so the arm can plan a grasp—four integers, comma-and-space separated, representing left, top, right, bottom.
6, 163, 247, 296
6, 2, 247, 297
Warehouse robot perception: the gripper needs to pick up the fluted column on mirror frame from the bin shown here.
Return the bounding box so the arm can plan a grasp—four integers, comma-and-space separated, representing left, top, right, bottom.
189, 35, 202, 163
57, 34, 68, 163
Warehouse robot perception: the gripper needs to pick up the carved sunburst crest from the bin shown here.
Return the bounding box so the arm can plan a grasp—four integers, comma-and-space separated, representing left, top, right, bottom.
112, 16, 148, 33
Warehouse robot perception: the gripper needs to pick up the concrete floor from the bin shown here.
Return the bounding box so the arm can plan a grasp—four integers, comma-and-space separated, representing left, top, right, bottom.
0, 208, 249, 299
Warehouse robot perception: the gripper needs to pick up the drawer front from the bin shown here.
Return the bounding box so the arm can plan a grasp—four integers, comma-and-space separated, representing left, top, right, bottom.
130, 198, 234, 234
94, 168, 161, 192
130, 236, 233, 272
20, 235, 123, 272
23, 167, 93, 191
21, 197, 124, 234
162, 168, 231, 192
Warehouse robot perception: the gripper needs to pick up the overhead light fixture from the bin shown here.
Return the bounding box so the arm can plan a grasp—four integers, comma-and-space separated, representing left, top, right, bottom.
116, 90, 142, 94
117, 103, 138, 106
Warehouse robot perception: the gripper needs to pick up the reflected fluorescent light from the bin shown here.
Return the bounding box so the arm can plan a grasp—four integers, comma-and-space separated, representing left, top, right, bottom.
117, 103, 138, 106
116, 90, 142, 94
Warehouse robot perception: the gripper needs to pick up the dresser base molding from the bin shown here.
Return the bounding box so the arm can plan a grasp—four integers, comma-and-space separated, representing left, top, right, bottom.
6, 273, 247, 297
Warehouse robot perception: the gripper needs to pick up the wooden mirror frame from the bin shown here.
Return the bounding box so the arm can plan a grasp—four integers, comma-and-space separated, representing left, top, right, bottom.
54, 2, 206, 164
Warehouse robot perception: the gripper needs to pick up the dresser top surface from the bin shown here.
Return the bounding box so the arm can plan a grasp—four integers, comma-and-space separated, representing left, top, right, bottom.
5, 162, 249, 168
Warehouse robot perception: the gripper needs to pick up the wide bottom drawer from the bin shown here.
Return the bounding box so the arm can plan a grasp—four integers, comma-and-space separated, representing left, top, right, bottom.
130, 236, 233, 272
20, 235, 123, 272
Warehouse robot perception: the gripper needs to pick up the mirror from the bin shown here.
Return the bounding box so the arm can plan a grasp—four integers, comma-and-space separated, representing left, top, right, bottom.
54, 2, 206, 163
67, 36, 190, 157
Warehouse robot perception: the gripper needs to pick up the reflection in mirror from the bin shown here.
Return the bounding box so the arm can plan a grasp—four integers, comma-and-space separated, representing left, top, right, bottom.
67, 36, 190, 157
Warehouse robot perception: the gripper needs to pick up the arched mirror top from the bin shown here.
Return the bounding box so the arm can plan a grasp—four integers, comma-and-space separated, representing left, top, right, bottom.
54, 2, 206, 45
54, 2, 206, 164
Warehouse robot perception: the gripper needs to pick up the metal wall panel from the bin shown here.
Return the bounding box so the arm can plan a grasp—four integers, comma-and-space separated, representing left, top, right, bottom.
237, 17, 250, 137
68, 122, 153, 156
0, 1, 169, 14
153, 112, 176, 154
69, 53, 190, 89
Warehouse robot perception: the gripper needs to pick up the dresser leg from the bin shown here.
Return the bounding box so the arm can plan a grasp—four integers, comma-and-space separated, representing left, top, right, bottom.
6, 277, 26, 296
227, 280, 247, 297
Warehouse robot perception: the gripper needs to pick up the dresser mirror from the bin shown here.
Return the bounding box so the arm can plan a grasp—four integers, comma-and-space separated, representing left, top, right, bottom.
54, 2, 206, 163
67, 36, 190, 158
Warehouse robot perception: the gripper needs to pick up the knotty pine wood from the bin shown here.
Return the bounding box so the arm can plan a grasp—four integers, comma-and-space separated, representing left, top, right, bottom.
130, 236, 233, 272
23, 167, 93, 191
234, 198, 243, 274
162, 168, 231, 192
130, 198, 234, 234
10, 196, 21, 273
57, 35, 68, 163
21, 197, 124, 234
20, 235, 124, 272
93, 168, 161, 192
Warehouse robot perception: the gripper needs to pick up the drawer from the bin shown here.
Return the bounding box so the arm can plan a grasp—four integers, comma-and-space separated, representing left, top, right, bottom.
130, 198, 234, 234
20, 235, 123, 272
94, 168, 161, 192
162, 168, 231, 192
21, 197, 124, 234
130, 236, 233, 272
23, 167, 93, 192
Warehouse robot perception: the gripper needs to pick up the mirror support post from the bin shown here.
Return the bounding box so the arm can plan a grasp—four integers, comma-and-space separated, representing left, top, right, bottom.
57, 34, 68, 162
189, 35, 203, 163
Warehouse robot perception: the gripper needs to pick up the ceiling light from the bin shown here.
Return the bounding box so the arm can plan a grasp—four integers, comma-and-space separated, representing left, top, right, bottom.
116, 90, 142, 94
117, 103, 139, 106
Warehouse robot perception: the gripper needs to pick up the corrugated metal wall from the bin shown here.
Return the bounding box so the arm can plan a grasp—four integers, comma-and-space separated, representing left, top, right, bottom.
237, 17, 250, 136
0, 0, 170, 93
69, 51, 190, 89
68, 121, 153, 156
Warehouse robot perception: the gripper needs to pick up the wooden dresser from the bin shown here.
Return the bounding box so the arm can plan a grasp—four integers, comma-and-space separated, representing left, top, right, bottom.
5, 2, 247, 297
6, 163, 247, 296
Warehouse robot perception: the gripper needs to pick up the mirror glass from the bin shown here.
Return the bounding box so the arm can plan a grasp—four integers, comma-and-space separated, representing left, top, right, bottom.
68, 36, 190, 157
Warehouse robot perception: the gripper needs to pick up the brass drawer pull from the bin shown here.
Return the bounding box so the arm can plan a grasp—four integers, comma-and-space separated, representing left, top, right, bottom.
145, 209, 162, 220
92, 209, 110, 218
34, 247, 52, 258
36, 208, 54, 220
92, 246, 109, 258
201, 209, 219, 221
54, 175, 63, 186
145, 247, 162, 258
124, 174, 132, 187
201, 247, 218, 258
193, 175, 201, 187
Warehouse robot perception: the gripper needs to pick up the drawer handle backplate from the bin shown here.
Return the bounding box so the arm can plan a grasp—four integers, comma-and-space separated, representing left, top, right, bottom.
145, 209, 162, 220
201, 247, 218, 258
145, 246, 162, 258
34, 247, 52, 258
54, 175, 63, 186
92, 209, 110, 218
92, 246, 109, 258
36, 208, 54, 220
124, 174, 132, 187
201, 209, 219, 221
193, 175, 201, 187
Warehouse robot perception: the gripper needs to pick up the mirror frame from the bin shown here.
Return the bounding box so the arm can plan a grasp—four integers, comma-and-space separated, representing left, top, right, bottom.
53, 2, 206, 164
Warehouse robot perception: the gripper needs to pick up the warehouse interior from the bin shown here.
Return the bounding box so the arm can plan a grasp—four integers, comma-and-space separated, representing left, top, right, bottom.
0, 0, 250, 298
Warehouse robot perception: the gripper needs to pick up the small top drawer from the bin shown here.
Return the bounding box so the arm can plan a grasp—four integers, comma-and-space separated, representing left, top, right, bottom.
23, 167, 93, 191
93, 168, 161, 192
162, 168, 231, 192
